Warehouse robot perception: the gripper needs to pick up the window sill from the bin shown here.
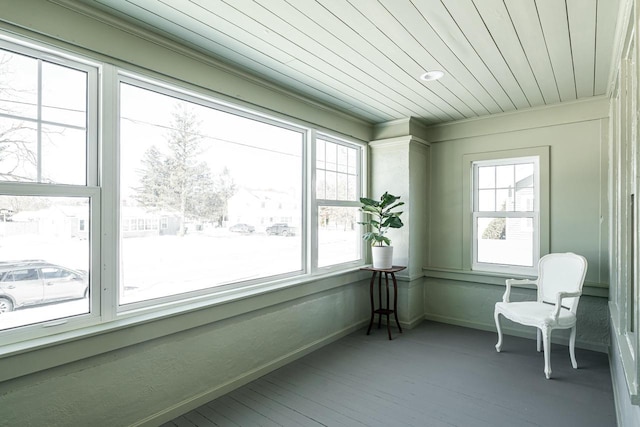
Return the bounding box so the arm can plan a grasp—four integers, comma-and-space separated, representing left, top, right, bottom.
423, 267, 608, 297
0, 265, 368, 382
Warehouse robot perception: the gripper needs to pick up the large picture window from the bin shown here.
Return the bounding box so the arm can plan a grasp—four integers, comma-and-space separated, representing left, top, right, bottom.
119, 80, 305, 307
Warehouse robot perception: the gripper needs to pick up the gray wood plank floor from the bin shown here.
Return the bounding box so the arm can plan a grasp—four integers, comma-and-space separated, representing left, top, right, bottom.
161, 321, 616, 427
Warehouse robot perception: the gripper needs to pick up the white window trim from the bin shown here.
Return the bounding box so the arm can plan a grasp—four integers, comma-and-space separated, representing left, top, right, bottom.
462, 147, 550, 277
471, 156, 540, 276
311, 131, 367, 273
114, 74, 312, 314
0, 36, 102, 345
609, 5, 640, 404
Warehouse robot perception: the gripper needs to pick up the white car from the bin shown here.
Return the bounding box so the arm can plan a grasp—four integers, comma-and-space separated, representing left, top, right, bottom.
0, 260, 88, 313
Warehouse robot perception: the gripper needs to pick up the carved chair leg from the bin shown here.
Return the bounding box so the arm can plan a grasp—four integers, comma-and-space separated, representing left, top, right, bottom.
569, 326, 578, 369
536, 328, 542, 352
542, 327, 552, 379
494, 310, 503, 352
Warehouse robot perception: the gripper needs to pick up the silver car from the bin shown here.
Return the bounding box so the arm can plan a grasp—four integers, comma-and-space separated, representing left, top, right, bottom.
229, 223, 255, 233
0, 260, 88, 313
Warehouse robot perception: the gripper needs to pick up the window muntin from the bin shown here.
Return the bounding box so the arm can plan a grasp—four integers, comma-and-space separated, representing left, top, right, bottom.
118, 81, 305, 306
316, 138, 358, 201
0, 48, 88, 185
476, 163, 535, 212
472, 157, 539, 273
315, 137, 362, 269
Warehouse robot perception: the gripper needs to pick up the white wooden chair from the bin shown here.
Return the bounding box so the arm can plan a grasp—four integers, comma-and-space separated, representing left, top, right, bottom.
494, 252, 588, 379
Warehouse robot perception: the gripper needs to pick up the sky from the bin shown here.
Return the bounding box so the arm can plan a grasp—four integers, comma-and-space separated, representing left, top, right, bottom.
119, 83, 303, 201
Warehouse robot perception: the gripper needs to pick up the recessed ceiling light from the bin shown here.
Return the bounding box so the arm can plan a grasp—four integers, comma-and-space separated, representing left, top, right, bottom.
420, 70, 445, 81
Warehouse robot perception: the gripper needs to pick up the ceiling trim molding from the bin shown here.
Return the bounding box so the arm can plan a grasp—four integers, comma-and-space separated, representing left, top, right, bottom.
424, 95, 610, 143
373, 117, 430, 141
369, 135, 430, 149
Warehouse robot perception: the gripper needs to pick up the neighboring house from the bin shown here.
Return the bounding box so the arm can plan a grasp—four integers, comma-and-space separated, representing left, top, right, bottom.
483, 173, 535, 241
226, 188, 261, 228
120, 206, 182, 237
227, 187, 300, 231
1, 205, 182, 239
8, 205, 88, 240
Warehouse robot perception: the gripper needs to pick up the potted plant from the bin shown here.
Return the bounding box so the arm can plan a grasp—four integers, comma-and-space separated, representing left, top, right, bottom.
359, 191, 404, 269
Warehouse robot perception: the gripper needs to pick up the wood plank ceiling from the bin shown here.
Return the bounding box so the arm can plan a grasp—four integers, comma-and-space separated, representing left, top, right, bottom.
74, 0, 621, 126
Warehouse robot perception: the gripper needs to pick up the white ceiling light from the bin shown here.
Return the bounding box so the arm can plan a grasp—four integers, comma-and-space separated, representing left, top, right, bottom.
420, 70, 445, 81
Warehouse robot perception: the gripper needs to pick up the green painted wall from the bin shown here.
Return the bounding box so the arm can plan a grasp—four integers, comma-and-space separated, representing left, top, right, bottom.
424, 98, 611, 352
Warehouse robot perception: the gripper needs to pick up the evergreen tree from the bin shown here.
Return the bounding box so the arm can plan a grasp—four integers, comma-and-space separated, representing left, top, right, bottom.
134, 146, 170, 209
482, 217, 506, 240
134, 103, 236, 235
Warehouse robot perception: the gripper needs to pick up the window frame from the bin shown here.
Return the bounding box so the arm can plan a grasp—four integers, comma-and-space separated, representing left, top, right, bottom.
462, 147, 549, 277
472, 156, 540, 275
311, 131, 366, 273
0, 37, 102, 344
609, 5, 640, 404
115, 73, 312, 313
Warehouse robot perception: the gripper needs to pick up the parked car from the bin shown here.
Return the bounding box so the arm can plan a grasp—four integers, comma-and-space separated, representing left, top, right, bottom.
229, 223, 255, 233
0, 260, 88, 313
265, 223, 296, 236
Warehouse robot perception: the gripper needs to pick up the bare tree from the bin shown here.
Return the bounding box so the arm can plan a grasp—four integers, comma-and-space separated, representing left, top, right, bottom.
0, 52, 39, 182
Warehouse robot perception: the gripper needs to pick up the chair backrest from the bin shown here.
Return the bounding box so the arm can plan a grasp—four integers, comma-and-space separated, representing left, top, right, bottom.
537, 252, 588, 313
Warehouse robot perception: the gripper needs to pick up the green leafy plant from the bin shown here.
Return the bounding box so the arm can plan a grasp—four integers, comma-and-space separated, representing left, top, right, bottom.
359, 192, 404, 246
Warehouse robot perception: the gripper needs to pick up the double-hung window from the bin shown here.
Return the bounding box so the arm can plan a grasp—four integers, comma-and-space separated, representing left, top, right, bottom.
314, 135, 363, 269
0, 40, 99, 335
472, 156, 540, 275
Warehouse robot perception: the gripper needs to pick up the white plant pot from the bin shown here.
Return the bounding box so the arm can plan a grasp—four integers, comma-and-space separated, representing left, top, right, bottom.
371, 246, 393, 269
